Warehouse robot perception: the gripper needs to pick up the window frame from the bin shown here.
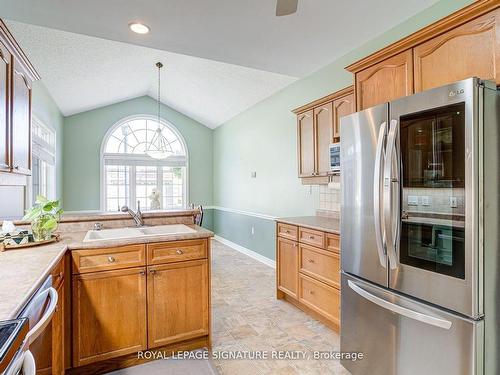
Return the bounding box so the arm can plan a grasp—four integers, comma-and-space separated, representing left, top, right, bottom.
28, 116, 57, 205
100, 114, 189, 211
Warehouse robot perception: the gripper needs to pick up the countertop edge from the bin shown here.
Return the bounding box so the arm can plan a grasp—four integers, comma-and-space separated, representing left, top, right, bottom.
275, 217, 340, 235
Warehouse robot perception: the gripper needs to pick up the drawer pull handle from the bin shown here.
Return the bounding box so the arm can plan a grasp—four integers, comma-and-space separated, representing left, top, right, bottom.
108, 256, 116, 263
309, 235, 314, 239
307, 259, 315, 263
139, 270, 146, 276
176, 249, 184, 255
285, 230, 290, 233
149, 269, 157, 275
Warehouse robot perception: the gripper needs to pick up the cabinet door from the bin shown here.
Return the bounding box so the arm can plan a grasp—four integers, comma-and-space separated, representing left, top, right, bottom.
72, 267, 147, 367
356, 50, 413, 110
332, 93, 355, 140
314, 102, 333, 176
11, 59, 32, 175
277, 237, 298, 298
414, 9, 500, 92
0, 39, 10, 172
297, 110, 315, 177
147, 260, 209, 348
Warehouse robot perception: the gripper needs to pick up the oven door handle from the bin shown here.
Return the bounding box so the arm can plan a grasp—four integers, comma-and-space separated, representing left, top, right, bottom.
383, 119, 400, 270
373, 121, 387, 268
348, 280, 452, 330
25, 287, 58, 346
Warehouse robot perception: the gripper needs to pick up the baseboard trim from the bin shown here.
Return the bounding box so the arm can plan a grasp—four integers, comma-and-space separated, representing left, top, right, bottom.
213, 235, 276, 269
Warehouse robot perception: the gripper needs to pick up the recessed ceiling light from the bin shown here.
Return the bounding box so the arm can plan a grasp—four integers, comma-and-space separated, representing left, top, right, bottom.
129, 22, 150, 34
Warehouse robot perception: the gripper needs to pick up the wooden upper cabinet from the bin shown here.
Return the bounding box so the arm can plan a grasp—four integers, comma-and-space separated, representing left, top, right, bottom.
11, 59, 32, 175
332, 92, 355, 140
147, 260, 209, 348
356, 49, 414, 110
72, 268, 147, 367
414, 9, 500, 92
297, 110, 315, 177
0, 39, 10, 172
314, 102, 332, 176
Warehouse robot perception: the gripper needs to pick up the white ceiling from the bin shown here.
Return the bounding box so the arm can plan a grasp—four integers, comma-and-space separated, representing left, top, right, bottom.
2, 0, 440, 77
2, 0, 440, 127
6, 21, 296, 128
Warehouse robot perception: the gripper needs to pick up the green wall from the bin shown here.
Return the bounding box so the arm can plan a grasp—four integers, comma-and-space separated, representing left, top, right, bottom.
212, 0, 474, 261
32, 81, 64, 201
63, 96, 213, 211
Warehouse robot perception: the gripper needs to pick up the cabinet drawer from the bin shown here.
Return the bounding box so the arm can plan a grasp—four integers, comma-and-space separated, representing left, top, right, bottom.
277, 223, 298, 241
299, 227, 325, 248
299, 244, 340, 289
147, 239, 207, 265
72, 244, 146, 274
326, 233, 340, 253
299, 274, 340, 325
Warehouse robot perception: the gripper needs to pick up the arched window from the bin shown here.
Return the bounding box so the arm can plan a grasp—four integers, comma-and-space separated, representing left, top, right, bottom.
100, 115, 188, 211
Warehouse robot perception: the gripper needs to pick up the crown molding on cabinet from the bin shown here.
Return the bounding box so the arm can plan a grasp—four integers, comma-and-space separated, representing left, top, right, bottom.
292, 85, 354, 115
345, 0, 499, 73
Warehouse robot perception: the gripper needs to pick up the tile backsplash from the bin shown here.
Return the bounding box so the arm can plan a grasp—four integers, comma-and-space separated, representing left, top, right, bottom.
318, 176, 341, 212
402, 187, 465, 216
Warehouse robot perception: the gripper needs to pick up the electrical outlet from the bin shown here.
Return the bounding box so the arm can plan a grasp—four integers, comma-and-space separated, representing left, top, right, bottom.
421, 196, 430, 206
251, 171, 257, 178
408, 196, 418, 206
449, 196, 458, 208
251, 227, 255, 235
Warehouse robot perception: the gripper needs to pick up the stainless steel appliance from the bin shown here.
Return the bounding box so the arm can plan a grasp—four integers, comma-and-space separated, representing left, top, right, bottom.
329, 142, 341, 173
2, 276, 58, 375
340, 78, 500, 375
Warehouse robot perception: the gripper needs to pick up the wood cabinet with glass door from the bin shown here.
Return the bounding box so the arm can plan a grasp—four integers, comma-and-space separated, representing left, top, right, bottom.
0, 36, 11, 172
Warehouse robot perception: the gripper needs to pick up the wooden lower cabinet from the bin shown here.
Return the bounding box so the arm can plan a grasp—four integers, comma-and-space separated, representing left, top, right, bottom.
276, 222, 340, 330
147, 260, 209, 348
72, 267, 147, 367
277, 237, 298, 299
70, 238, 211, 372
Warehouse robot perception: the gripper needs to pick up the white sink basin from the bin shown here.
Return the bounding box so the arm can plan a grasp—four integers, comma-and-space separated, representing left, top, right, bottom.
83, 224, 196, 242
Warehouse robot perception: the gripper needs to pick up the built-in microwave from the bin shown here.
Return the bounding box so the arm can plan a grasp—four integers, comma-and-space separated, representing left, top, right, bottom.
329, 142, 340, 173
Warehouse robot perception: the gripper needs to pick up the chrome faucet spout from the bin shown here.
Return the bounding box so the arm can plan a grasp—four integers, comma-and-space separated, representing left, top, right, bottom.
120, 201, 144, 227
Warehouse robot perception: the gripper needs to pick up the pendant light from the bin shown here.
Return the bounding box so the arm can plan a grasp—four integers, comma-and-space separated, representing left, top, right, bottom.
146, 62, 174, 160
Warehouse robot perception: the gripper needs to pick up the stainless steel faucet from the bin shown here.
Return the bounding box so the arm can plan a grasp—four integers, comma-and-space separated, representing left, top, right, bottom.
121, 201, 144, 227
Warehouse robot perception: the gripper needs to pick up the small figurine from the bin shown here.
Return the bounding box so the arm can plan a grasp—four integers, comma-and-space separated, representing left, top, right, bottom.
149, 188, 161, 210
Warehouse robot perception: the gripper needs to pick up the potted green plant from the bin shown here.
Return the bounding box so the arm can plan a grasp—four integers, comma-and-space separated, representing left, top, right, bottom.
23, 195, 64, 242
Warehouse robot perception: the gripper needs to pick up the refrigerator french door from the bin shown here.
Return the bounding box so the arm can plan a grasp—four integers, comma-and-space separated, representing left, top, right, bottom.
340, 78, 500, 375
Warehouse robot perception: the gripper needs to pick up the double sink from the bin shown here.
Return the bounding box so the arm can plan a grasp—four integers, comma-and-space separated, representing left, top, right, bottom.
83, 224, 196, 242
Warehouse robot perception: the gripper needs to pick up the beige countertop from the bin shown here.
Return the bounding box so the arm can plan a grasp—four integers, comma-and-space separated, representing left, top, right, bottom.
276, 216, 340, 235
0, 224, 213, 321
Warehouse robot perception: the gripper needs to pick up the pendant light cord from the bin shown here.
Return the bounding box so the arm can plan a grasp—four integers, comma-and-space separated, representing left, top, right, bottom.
156, 62, 163, 127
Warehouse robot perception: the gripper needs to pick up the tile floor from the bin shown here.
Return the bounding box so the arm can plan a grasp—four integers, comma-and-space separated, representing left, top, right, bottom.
109, 239, 349, 375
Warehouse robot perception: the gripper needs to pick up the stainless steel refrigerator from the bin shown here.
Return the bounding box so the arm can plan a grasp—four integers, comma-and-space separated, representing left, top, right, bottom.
340, 78, 500, 375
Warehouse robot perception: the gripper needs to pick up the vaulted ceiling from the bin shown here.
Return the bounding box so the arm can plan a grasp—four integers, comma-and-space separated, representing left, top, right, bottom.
2, 0, 439, 127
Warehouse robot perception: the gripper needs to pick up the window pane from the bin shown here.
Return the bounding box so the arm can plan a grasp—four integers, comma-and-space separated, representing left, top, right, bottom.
162, 167, 185, 209
105, 165, 130, 211
136, 166, 159, 210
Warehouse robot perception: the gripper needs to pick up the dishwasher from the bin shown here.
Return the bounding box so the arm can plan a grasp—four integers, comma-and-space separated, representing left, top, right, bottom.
2, 276, 58, 375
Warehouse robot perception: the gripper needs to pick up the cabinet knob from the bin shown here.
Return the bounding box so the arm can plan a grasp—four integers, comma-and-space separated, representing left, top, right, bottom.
285, 230, 290, 233
308, 259, 315, 263
309, 235, 314, 240
176, 249, 184, 255
139, 270, 146, 276
149, 269, 157, 275
309, 290, 315, 295
14, 165, 19, 170
108, 256, 115, 263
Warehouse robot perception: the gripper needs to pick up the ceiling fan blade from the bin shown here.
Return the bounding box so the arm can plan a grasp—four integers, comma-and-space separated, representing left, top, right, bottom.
276, 0, 298, 16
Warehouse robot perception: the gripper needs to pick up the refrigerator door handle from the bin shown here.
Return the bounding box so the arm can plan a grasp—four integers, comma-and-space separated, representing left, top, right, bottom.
373, 121, 387, 268
347, 280, 453, 330
383, 119, 400, 270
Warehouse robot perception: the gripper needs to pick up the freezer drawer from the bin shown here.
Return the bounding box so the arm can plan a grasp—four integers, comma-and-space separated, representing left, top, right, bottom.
341, 272, 483, 375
